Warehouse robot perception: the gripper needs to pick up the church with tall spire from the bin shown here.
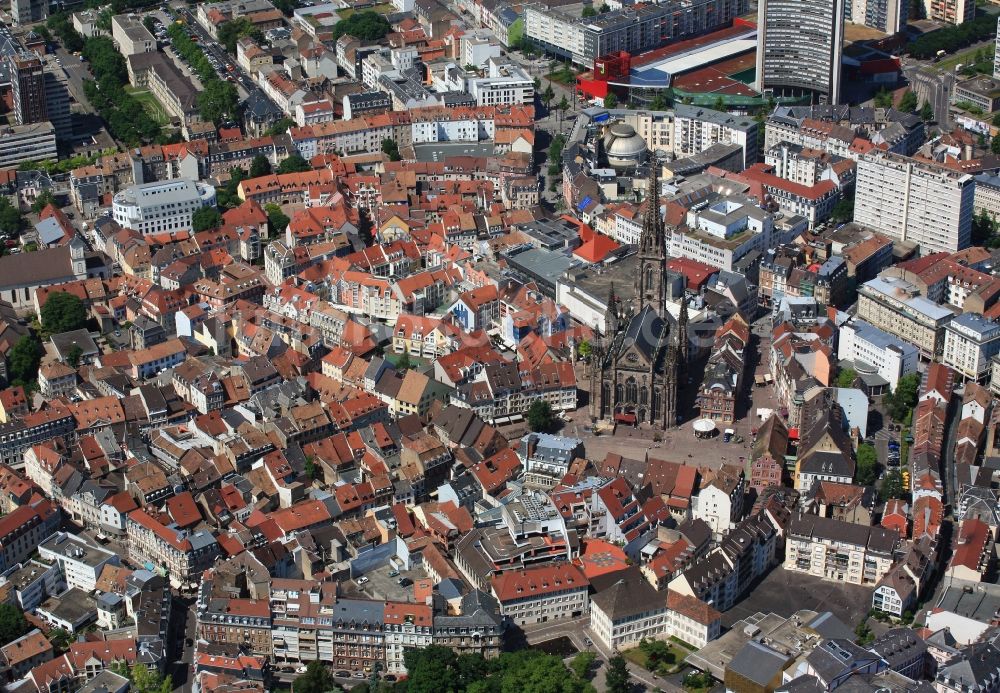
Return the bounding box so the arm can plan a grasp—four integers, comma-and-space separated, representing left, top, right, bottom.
589, 161, 686, 428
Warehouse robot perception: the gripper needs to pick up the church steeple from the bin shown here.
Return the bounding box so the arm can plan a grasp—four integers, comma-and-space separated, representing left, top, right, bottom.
635, 158, 666, 314
677, 286, 689, 365
606, 282, 619, 336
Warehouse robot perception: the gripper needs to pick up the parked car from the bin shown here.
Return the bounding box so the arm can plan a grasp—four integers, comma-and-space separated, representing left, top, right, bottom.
388, 569, 399, 577
356, 576, 369, 585
397, 577, 412, 587
335, 671, 350, 678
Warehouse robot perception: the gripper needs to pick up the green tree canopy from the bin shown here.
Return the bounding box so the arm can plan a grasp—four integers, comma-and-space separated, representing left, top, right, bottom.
277, 155, 311, 174
66, 344, 84, 369
381, 138, 401, 162
881, 469, 907, 500
527, 400, 555, 432
0, 603, 30, 644
570, 651, 596, 681
582, 5, 597, 16
885, 372, 919, 422
41, 291, 87, 334
293, 661, 340, 693
920, 101, 934, 122
837, 368, 857, 388
192, 206, 223, 232
0, 197, 25, 235
264, 203, 290, 235
873, 88, 893, 109
899, 90, 918, 112
218, 17, 253, 54
8, 335, 41, 385
266, 117, 296, 136
856, 444, 879, 486
331, 11, 391, 41
605, 655, 630, 693
603, 92, 617, 108
198, 80, 239, 125
249, 155, 272, 178
31, 189, 56, 214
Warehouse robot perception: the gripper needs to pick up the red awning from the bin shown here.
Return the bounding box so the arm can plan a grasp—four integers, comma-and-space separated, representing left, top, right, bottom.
615, 413, 637, 424
788, 427, 799, 440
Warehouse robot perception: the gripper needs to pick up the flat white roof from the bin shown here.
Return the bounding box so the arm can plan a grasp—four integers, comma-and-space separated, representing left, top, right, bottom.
631, 32, 756, 85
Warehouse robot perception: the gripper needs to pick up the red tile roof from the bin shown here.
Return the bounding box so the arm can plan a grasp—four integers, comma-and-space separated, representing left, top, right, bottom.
491, 563, 589, 602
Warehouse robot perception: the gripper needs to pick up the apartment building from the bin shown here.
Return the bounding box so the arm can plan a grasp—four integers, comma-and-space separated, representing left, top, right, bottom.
672, 104, 759, 169
784, 514, 900, 585
922, 0, 974, 24
383, 602, 433, 674
857, 276, 955, 360
838, 319, 919, 392
467, 59, 534, 107
847, 0, 905, 33
765, 106, 925, 159
668, 514, 778, 611
854, 151, 975, 255
942, 313, 1000, 383
111, 14, 155, 56
126, 509, 220, 587
197, 595, 272, 657
0, 406, 78, 468
270, 580, 385, 670
451, 361, 577, 424
0, 501, 61, 573
668, 195, 773, 272
37, 532, 119, 592
525, 0, 747, 67
490, 562, 589, 626
112, 179, 217, 236
518, 433, 584, 490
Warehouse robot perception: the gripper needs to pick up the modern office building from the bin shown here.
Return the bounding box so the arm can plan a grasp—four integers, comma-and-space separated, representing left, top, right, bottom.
0, 121, 57, 169
838, 318, 919, 391
11, 0, 47, 25
974, 172, 1000, 219
857, 276, 956, 360
756, 0, 845, 104
854, 151, 975, 254
44, 69, 72, 140
112, 179, 217, 236
995, 17, 1000, 79
9, 51, 47, 125
38, 531, 120, 592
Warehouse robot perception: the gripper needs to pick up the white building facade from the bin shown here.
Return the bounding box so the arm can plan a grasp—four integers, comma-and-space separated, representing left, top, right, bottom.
112, 179, 217, 236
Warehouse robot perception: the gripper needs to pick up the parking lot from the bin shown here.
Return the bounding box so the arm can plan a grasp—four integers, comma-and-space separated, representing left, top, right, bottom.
348, 564, 425, 602
722, 567, 874, 630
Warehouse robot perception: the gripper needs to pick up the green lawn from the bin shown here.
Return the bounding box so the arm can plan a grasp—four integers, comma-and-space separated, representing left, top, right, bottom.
622, 642, 688, 675
337, 2, 394, 19
935, 45, 992, 73
126, 88, 170, 125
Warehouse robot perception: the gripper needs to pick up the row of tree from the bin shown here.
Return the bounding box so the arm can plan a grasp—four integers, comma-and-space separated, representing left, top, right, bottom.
166, 24, 239, 125
78, 35, 164, 146
907, 14, 999, 60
